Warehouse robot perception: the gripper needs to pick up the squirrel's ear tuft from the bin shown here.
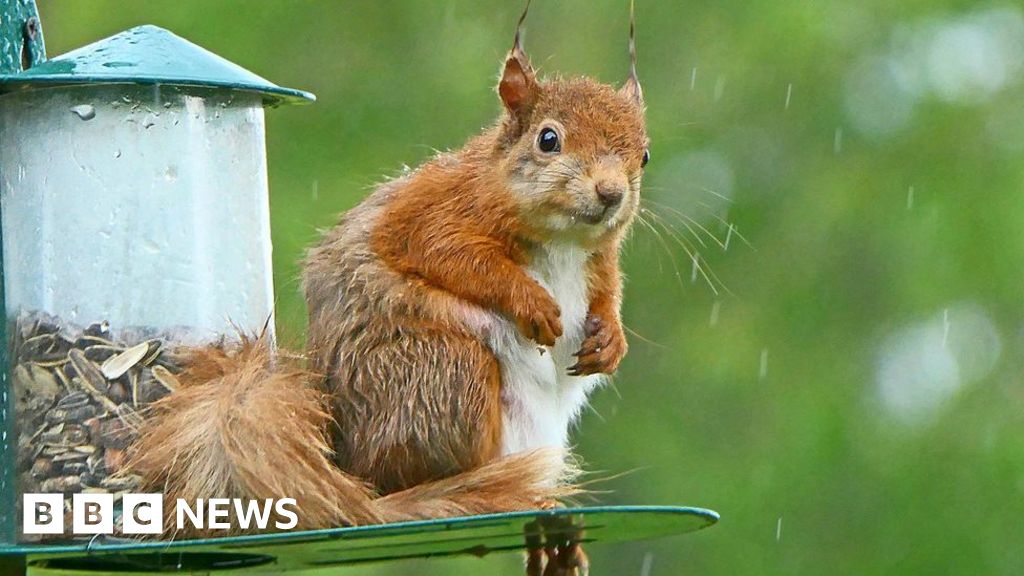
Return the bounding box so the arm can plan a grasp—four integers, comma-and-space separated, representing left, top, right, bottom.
620, 0, 644, 106
499, 52, 538, 115
499, 0, 539, 118
621, 75, 643, 106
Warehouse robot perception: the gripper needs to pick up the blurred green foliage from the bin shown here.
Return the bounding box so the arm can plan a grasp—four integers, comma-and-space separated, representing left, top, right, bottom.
38, 1, 1024, 574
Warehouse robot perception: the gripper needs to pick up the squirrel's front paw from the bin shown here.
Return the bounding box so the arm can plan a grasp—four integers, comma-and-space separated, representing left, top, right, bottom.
568, 313, 627, 376
513, 286, 563, 347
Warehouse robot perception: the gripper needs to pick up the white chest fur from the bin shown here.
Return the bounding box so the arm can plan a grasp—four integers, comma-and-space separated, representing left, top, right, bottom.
487, 243, 606, 456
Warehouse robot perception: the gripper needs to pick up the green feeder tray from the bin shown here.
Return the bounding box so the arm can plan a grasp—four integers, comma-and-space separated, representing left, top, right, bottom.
1, 506, 718, 574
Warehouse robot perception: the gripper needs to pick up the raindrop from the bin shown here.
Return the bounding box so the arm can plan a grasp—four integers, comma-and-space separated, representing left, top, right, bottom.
759, 348, 769, 380
690, 252, 700, 283
311, 180, 319, 201
906, 186, 915, 210
709, 301, 721, 327
785, 83, 793, 110
776, 517, 783, 542
713, 75, 726, 102
724, 223, 734, 251
142, 114, 157, 129
641, 552, 654, 576
70, 104, 95, 121
942, 308, 950, 347
833, 127, 844, 154
690, 67, 698, 90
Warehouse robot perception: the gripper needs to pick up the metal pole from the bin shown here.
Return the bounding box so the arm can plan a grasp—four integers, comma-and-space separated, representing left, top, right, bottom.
0, 0, 46, 548
0, 0, 46, 74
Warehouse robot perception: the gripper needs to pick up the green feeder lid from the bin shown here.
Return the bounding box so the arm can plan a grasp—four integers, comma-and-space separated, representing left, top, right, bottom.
0, 24, 314, 106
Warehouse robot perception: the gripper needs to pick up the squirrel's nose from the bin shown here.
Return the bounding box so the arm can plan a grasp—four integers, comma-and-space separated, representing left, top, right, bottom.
595, 182, 625, 207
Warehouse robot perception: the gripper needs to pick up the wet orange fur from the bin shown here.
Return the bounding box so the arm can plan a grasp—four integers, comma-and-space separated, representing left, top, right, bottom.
128, 337, 578, 538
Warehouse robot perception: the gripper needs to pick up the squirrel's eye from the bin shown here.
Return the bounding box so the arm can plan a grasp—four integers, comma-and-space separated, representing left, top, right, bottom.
641, 149, 650, 168
537, 128, 561, 153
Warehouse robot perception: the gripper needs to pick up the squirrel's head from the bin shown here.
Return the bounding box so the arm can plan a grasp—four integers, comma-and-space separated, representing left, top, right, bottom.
496, 5, 647, 244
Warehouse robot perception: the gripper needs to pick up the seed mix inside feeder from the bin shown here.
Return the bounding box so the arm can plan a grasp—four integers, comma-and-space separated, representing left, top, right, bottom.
12, 312, 188, 537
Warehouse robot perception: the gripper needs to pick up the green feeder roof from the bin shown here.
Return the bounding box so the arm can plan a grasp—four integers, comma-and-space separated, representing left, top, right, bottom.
0, 24, 314, 106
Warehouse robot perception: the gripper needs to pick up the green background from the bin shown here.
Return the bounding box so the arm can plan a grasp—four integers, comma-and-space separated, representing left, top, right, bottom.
37, 0, 1024, 574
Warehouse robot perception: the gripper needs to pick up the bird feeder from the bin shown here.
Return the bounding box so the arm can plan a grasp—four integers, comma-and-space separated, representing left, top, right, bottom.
0, 4, 717, 574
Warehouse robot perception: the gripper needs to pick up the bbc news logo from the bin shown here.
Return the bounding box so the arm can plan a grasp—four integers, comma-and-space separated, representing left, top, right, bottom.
23, 494, 299, 535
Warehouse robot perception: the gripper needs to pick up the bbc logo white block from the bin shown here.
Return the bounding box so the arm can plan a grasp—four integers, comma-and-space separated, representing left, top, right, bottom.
23, 494, 64, 534
23, 493, 300, 534
122, 494, 163, 534
72, 493, 114, 534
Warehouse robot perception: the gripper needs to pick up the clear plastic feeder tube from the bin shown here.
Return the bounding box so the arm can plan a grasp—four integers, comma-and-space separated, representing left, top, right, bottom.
0, 84, 275, 342
0, 83, 276, 542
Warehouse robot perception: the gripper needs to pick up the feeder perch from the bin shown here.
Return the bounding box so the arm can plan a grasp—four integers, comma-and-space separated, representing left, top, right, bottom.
0, 4, 717, 574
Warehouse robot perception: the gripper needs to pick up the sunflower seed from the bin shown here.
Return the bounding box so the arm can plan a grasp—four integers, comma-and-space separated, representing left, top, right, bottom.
151, 365, 181, 392
100, 341, 150, 380
13, 311, 191, 537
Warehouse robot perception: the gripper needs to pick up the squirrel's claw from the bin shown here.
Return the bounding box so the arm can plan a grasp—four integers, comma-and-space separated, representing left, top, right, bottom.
568, 313, 626, 376
513, 286, 563, 346
530, 542, 586, 576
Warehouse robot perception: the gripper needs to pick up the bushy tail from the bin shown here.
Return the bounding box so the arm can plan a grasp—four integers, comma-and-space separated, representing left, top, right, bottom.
126, 337, 577, 538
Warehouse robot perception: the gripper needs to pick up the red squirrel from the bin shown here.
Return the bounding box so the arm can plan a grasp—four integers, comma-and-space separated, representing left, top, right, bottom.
303, 15, 647, 497
129, 4, 647, 561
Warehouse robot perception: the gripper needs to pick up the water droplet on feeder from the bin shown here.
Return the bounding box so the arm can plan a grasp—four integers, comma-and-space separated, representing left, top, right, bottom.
70, 104, 96, 121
